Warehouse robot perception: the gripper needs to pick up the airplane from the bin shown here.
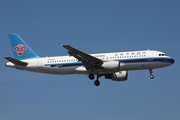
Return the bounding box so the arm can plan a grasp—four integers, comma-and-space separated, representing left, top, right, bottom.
5, 33, 175, 86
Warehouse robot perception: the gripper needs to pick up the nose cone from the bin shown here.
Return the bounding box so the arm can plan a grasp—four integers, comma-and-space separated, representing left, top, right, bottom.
172, 59, 175, 64
169, 58, 175, 64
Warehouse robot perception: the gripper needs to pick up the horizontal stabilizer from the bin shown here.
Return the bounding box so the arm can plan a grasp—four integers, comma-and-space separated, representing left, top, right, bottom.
4, 56, 28, 66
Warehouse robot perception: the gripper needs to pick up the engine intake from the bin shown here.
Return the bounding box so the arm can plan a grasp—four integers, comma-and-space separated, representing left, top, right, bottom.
105, 71, 128, 81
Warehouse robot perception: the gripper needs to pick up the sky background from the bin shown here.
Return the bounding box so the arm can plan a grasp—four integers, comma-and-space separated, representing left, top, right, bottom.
0, 0, 179, 120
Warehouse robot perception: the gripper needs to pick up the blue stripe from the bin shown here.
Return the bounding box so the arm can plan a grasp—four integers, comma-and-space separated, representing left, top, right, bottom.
45, 62, 83, 68
45, 57, 174, 68
120, 57, 174, 64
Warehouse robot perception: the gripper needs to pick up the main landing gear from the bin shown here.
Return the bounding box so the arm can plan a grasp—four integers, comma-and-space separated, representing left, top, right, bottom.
149, 69, 154, 79
88, 74, 100, 86
94, 79, 100, 86
88, 73, 95, 80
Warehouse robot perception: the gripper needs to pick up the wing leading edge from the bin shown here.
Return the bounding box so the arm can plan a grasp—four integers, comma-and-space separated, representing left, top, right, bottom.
61, 44, 103, 70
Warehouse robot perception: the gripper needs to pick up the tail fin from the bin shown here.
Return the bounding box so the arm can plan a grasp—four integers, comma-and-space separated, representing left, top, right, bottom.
8, 33, 39, 60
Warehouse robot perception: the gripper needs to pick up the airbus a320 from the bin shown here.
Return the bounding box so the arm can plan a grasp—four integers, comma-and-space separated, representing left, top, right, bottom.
5, 34, 175, 86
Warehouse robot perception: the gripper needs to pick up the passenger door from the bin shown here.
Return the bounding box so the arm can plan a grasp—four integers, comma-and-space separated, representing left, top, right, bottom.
147, 50, 153, 61
37, 59, 42, 68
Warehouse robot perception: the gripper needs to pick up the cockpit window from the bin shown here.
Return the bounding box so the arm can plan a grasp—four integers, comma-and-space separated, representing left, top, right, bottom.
159, 54, 166, 56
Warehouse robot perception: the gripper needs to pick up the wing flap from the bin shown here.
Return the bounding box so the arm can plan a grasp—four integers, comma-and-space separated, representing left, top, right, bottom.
4, 56, 28, 66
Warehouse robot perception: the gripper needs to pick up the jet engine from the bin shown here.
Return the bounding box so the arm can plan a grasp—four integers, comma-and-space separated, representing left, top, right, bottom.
105, 71, 128, 81
102, 61, 120, 71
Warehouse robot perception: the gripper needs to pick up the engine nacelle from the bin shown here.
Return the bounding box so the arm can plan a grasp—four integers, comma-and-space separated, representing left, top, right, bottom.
105, 71, 128, 81
102, 61, 120, 71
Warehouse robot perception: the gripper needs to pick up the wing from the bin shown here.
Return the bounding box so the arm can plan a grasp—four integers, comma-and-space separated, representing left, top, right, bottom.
61, 44, 103, 70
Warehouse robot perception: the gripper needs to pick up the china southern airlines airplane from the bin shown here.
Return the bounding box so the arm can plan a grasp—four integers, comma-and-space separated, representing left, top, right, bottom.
5, 33, 175, 86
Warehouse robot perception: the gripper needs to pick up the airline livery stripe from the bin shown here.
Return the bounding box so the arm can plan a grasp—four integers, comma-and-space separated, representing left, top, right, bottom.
45, 58, 174, 68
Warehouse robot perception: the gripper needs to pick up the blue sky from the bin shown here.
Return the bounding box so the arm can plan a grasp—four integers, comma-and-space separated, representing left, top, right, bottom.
0, 0, 179, 120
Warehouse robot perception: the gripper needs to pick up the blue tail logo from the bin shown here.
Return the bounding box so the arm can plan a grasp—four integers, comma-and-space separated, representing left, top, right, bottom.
14, 44, 27, 56
8, 33, 39, 60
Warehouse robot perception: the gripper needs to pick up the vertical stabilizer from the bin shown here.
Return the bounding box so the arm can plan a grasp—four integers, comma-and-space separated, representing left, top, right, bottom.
8, 33, 39, 60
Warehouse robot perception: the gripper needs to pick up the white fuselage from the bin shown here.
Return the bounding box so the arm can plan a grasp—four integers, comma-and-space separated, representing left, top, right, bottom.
6, 50, 174, 75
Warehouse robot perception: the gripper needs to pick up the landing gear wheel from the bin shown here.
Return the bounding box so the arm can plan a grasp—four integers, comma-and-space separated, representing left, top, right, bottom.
149, 69, 154, 79
150, 75, 154, 79
88, 74, 95, 80
94, 80, 100, 86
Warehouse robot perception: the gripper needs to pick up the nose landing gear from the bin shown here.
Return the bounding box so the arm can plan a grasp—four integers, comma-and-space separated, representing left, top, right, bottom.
149, 69, 154, 79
